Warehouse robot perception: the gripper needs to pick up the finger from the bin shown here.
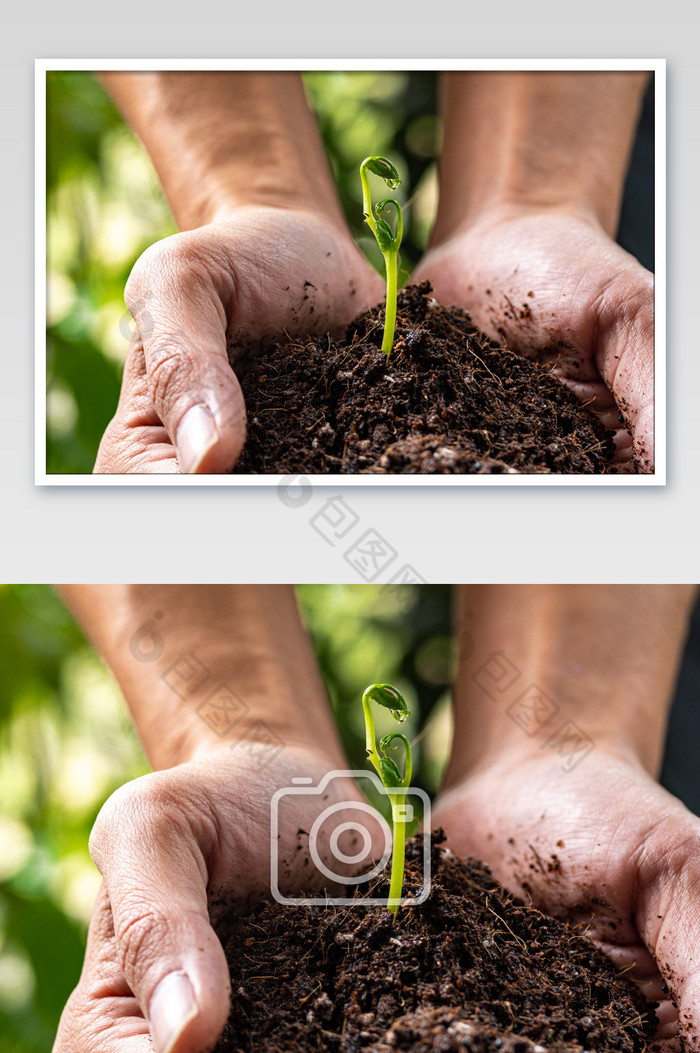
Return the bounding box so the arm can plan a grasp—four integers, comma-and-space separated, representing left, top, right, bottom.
126, 234, 246, 473
89, 776, 231, 1053
54, 885, 152, 1053
594, 268, 655, 472
636, 805, 700, 1051
95, 339, 179, 474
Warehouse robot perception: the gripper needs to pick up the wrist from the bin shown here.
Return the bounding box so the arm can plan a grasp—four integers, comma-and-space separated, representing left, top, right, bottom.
60, 585, 348, 772
428, 197, 604, 253
139, 659, 330, 770
446, 663, 678, 789
206, 199, 354, 244
446, 585, 695, 789
444, 717, 649, 792
431, 70, 649, 248
102, 71, 348, 233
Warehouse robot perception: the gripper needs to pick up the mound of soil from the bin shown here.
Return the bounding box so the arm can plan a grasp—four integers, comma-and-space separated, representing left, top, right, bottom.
212, 833, 657, 1053
231, 284, 622, 475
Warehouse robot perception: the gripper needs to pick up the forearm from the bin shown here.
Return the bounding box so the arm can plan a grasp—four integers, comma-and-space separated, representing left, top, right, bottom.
432, 71, 649, 243
58, 584, 345, 769
99, 71, 346, 230
449, 585, 696, 784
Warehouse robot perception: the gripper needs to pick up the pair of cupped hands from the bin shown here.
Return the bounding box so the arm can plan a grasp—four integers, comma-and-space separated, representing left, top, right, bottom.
55, 738, 698, 1053
96, 203, 654, 473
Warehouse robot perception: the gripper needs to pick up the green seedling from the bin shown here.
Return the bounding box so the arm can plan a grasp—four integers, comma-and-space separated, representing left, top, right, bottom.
361, 682, 412, 916
360, 156, 404, 356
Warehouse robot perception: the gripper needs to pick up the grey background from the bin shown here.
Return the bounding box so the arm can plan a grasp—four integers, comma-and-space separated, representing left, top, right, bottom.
3, 3, 700, 582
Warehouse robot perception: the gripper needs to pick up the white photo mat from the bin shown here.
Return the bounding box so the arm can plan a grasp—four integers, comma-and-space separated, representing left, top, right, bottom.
36, 58, 666, 486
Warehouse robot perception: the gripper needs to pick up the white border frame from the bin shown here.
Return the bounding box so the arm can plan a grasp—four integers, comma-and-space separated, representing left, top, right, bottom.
36, 58, 666, 486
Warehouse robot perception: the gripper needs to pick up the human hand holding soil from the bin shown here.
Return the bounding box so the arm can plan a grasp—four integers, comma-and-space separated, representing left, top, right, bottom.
94, 207, 381, 473
437, 584, 699, 1049
414, 209, 653, 470
52, 745, 371, 1053
434, 749, 700, 1051
53, 585, 374, 1052
94, 72, 382, 473
415, 69, 654, 472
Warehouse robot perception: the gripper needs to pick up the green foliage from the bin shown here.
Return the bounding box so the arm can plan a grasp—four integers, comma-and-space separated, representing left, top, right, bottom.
361, 156, 402, 190
379, 755, 403, 787
45, 72, 176, 474
0, 585, 148, 1052
374, 199, 402, 253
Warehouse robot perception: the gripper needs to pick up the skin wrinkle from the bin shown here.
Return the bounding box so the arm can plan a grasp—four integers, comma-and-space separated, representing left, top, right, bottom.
116, 909, 175, 983
126, 239, 233, 330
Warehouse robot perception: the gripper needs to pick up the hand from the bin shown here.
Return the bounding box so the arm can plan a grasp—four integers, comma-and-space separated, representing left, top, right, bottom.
53, 745, 369, 1052
95, 206, 383, 474
414, 209, 654, 471
433, 748, 700, 1051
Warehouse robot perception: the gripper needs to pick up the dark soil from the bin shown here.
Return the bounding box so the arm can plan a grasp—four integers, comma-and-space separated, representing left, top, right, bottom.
230, 284, 623, 475
212, 833, 658, 1053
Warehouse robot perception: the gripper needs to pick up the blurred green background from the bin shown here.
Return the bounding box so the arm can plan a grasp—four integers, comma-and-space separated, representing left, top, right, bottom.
0, 583, 453, 1052
45, 71, 440, 474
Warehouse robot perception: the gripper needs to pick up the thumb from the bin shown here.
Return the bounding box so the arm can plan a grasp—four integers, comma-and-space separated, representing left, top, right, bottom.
637, 803, 700, 1049
89, 776, 231, 1053
126, 234, 246, 474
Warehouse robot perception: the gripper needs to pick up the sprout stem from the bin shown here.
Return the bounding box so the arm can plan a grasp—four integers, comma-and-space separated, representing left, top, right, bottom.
359, 157, 403, 357
362, 690, 382, 777
382, 248, 398, 356
360, 683, 412, 916
387, 793, 406, 915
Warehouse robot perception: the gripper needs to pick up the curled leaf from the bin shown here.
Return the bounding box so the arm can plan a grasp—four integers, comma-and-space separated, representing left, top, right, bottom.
380, 731, 407, 752
362, 155, 402, 189
380, 731, 412, 790
363, 683, 410, 719
374, 199, 403, 254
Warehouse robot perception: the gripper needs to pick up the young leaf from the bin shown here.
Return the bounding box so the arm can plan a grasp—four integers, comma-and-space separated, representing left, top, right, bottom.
363, 683, 410, 719
362, 155, 402, 189
380, 731, 412, 789
380, 756, 403, 787
374, 217, 396, 254
374, 199, 402, 252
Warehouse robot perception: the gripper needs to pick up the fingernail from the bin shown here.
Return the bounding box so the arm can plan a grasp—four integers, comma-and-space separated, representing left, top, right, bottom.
149, 971, 199, 1053
176, 404, 221, 474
